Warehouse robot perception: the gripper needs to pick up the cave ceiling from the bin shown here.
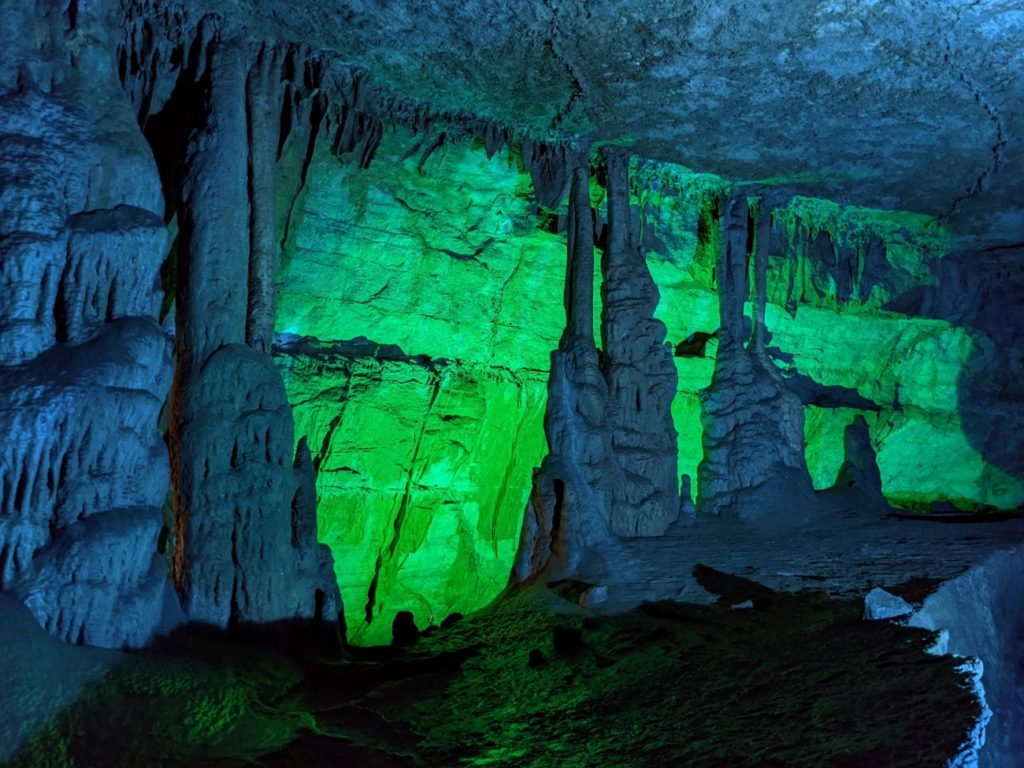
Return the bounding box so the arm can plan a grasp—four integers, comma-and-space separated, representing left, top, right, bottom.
218, 0, 1023, 248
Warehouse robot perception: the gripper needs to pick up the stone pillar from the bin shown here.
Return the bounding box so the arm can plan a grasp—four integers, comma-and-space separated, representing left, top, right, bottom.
171, 33, 339, 627
245, 43, 283, 353
600, 147, 679, 536
515, 157, 613, 581
697, 192, 815, 521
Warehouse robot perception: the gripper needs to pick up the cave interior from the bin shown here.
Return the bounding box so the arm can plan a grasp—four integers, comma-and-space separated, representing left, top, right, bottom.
1, 1, 1023, 766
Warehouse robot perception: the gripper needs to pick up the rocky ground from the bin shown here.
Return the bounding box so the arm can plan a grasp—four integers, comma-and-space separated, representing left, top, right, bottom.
3, 571, 985, 768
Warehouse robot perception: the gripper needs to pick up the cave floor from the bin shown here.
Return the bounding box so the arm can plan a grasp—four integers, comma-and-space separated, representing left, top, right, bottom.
3, 573, 985, 768
579, 503, 1024, 613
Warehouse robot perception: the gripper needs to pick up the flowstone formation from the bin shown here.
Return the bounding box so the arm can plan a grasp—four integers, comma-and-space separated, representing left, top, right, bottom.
0, 23, 173, 646
600, 148, 680, 536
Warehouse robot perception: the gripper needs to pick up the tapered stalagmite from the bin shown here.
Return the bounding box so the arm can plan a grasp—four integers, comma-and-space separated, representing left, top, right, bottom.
245, 43, 283, 353
171, 30, 338, 627
697, 192, 814, 520
515, 157, 613, 581
600, 147, 679, 535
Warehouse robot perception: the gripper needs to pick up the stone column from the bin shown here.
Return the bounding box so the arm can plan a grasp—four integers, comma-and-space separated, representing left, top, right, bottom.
515, 156, 613, 581
600, 147, 679, 536
697, 192, 815, 521
171, 33, 339, 627
245, 43, 283, 353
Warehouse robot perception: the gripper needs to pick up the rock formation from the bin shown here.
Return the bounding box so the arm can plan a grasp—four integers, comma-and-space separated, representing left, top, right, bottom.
599, 147, 680, 536
516, 158, 615, 580
166, 26, 339, 629
907, 548, 1023, 768
0, 9, 339, 647
0, 14, 174, 645
0, 3, 1020, 685
516, 147, 683, 579
697, 193, 816, 521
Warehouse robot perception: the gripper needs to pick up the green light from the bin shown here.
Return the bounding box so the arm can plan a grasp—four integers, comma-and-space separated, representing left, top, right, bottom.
276, 130, 1021, 644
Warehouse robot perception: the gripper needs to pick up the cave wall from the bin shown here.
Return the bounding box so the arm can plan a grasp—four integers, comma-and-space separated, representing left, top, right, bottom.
276, 122, 1023, 636
1, 1, 1020, 651
0, 3, 174, 646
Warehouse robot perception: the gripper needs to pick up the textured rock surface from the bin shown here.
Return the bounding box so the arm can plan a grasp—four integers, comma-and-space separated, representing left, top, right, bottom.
276, 122, 1021, 635
909, 548, 1024, 768
0, 12, 174, 647
863, 587, 913, 621
3, 0, 1018, 656
275, 130, 569, 370
0, 5, 341, 646
166, 27, 340, 629
697, 193, 815, 520
175, 344, 338, 626
277, 342, 548, 645
0, 320, 172, 646
108, 0, 1024, 250
599, 147, 679, 536
518, 160, 616, 580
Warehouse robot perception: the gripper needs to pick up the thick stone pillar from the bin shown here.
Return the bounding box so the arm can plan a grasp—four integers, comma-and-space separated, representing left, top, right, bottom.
697, 192, 815, 521
171, 33, 339, 627
600, 147, 679, 536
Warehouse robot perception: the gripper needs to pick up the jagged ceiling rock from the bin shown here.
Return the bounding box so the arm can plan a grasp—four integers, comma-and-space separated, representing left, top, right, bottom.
197, 0, 1024, 247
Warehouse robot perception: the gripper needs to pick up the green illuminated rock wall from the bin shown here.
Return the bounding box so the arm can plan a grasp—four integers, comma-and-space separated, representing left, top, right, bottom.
277, 346, 547, 645
274, 131, 569, 643
275, 131, 1022, 643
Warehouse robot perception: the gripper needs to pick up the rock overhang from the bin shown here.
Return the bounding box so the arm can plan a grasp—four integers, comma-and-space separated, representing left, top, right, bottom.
199, 0, 1024, 249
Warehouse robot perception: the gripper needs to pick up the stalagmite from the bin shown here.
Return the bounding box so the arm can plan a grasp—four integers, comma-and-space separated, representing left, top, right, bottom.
600, 147, 679, 536
171, 29, 338, 628
697, 193, 815, 521
515, 155, 613, 581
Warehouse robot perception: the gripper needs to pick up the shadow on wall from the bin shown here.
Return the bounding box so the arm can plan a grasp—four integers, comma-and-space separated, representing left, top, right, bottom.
886, 247, 1024, 505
